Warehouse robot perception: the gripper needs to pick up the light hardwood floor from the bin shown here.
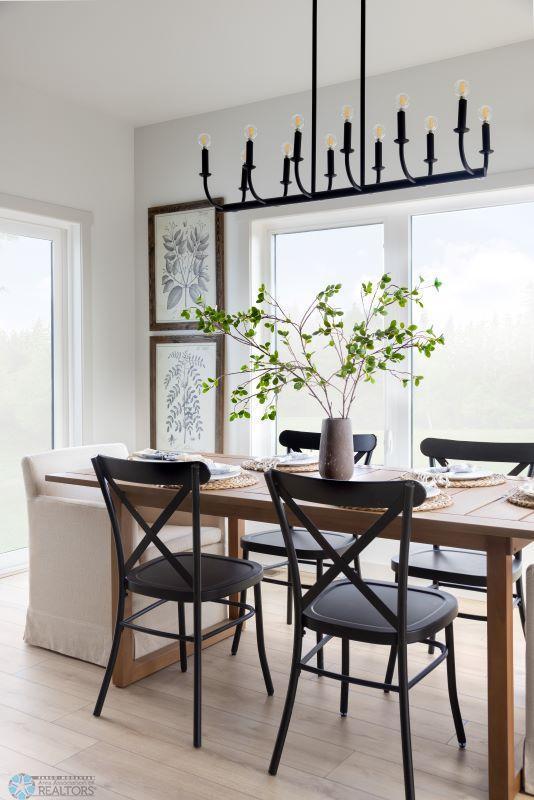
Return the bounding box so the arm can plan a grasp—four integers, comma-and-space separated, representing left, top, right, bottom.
0, 569, 529, 800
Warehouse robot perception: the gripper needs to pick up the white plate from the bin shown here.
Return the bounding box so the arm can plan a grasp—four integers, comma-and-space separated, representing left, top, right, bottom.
208, 465, 241, 481
277, 455, 318, 467
447, 470, 492, 481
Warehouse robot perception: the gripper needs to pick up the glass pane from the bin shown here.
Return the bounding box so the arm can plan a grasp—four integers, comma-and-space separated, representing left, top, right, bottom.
274, 225, 385, 461
0, 232, 53, 553
412, 203, 534, 468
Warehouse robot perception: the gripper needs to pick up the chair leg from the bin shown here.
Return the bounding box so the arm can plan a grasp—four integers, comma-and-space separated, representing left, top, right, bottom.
340, 638, 349, 716
269, 631, 303, 775
384, 645, 397, 694
193, 599, 202, 748
231, 549, 249, 656
397, 641, 416, 800
178, 602, 188, 673
94, 586, 125, 717
315, 560, 324, 672
286, 569, 293, 625
428, 581, 439, 655
516, 576, 526, 636
445, 624, 466, 748
253, 582, 274, 696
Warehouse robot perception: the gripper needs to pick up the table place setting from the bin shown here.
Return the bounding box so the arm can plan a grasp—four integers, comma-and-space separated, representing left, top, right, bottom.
130, 449, 258, 490
506, 481, 534, 510
241, 452, 319, 473
404, 462, 507, 489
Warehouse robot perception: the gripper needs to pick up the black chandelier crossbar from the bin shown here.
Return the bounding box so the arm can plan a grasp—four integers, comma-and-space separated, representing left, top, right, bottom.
198, 0, 493, 214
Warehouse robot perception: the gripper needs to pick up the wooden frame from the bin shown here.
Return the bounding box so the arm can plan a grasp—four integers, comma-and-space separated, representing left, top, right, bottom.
148, 198, 224, 331
150, 334, 224, 453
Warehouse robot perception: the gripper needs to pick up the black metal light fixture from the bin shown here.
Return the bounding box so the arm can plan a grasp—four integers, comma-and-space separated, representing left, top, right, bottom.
198, 0, 493, 213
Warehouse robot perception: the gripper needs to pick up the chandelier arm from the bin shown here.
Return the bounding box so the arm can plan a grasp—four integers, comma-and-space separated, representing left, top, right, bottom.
457, 131, 475, 176
398, 143, 416, 184
294, 162, 313, 198
344, 151, 362, 191
202, 176, 225, 211
246, 170, 267, 204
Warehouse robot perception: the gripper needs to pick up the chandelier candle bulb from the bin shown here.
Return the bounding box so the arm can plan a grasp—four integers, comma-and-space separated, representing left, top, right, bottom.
454, 81, 470, 132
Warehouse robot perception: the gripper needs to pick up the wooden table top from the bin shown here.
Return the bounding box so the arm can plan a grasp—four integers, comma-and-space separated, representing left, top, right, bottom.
45, 454, 534, 549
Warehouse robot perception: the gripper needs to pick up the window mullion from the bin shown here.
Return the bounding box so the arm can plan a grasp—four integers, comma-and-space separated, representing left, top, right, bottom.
383, 211, 412, 467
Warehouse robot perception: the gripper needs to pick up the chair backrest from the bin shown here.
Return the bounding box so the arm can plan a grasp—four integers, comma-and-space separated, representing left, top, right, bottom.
421, 438, 534, 478
22, 442, 128, 501
265, 469, 426, 641
278, 429, 377, 465
92, 455, 211, 592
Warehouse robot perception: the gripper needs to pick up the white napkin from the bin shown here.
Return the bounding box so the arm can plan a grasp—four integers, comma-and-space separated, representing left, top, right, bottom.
448, 462, 475, 474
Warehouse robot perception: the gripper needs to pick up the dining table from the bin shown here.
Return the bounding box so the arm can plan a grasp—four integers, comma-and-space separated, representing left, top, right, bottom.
45, 454, 534, 800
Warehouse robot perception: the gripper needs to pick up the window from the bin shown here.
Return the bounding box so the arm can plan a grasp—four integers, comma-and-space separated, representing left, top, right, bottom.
0, 216, 81, 565
412, 203, 534, 466
256, 187, 534, 466
273, 224, 385, 462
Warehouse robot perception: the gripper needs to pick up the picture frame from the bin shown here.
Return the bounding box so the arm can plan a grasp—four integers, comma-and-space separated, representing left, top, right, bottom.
150, 335, 224, 453
148, 198, 224, 330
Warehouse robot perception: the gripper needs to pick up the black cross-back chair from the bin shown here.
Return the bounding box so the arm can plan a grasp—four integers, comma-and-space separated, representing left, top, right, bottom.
265, 469, 465, 800
91, 455, 273, 748
232, 429, 377, 669
390, 438, 534, 658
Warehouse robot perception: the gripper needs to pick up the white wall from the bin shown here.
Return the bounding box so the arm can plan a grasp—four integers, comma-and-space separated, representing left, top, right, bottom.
134, 40, 534, 455
0, 76, 136, 447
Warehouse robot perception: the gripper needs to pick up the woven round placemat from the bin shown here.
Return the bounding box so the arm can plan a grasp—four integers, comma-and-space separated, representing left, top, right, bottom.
346, 492, 454, 514
506, 489, 534, 509
403, 471, 506, 489
164, 472, 259, 491
242, 458, 319, 473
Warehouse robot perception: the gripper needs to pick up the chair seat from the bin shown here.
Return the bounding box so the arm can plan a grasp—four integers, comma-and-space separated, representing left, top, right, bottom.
303, 579, 458, 645
127, 553, 263, 602
241, 527, 354, 559
391, 547, 523, 588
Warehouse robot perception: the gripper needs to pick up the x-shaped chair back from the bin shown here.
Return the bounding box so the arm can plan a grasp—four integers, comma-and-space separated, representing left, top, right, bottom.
265, 469, 426, 640
421, 438, 534, 478
92, 455, 211, 589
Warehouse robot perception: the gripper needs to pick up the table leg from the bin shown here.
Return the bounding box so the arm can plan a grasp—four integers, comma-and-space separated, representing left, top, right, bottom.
486, 536, 520, 800
228, 518, 245, 620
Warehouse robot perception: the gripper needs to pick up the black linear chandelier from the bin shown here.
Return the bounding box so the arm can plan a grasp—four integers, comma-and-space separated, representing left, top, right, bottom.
198, 0, 493, 213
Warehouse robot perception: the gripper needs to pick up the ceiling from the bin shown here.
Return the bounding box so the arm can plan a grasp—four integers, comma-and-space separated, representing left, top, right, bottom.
0, 0, 532, 126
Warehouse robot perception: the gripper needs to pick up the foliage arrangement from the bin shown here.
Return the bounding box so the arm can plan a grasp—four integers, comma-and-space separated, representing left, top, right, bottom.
181, 273, 444, 421
161, 221, 210, 311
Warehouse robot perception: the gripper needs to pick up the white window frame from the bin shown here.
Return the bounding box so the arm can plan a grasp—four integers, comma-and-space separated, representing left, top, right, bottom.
251, 174, 534, 465
0, 205, 87, 574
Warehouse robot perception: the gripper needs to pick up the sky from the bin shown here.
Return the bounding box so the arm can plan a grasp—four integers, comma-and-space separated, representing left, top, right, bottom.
0, 233, 52, 334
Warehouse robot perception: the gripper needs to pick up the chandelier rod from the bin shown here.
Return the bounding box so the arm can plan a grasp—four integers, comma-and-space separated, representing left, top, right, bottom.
311, 0, 317, 195
360, 0, 366, 188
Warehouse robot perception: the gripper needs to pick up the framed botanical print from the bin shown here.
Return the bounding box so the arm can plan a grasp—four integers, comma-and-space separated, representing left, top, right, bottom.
150, 335, 224, 452
148, 198, 224, 330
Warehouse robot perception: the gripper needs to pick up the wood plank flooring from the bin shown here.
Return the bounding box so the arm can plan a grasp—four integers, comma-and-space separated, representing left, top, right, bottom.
0, 569, 529, 799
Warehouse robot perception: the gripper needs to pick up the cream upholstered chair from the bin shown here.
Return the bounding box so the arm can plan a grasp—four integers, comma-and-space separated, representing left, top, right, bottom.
22, 444, 226, 665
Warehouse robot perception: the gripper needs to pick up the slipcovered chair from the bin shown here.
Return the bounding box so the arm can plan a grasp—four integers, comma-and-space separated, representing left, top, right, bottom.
21, 443, 226, 665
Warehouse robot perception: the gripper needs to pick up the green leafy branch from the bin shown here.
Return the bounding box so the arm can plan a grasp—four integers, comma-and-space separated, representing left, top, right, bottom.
181, 273, 444, 421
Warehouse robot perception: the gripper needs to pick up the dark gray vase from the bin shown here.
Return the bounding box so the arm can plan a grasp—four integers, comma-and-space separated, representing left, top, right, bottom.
318, 418, 354, 480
